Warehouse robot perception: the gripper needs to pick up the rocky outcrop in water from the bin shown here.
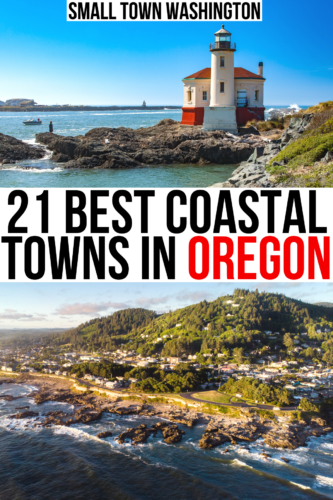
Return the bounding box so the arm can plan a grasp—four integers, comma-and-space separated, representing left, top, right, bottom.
35, 119, 267, 169
199, 411, 333, 451
116, 422, 185, 445
199, 420, 263, 449
210, 113, 314, 188
117, 424, 155, 445
97, 431, 113, 439
153, 422, 185, 444
10, 410, 39, 419
0, 394, 23, 402
0, 133, 45, 164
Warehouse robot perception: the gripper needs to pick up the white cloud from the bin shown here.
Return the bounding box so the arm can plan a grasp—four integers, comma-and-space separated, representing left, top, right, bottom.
134, 296, 172, 308
55, 301, 129, 316
0, 309, 46, 321
175, 290, 214, 303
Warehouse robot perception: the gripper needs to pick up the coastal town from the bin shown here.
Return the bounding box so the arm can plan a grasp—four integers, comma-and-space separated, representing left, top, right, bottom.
1, 336, 333, 405
2, 290, 333, 409
2, 290, 333, 455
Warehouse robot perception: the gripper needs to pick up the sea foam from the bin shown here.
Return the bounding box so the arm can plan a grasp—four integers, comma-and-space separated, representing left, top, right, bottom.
290, 481, 311, 490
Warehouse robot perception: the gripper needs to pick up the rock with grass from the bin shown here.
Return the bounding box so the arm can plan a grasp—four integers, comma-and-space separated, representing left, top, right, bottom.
209, 109, 328, 188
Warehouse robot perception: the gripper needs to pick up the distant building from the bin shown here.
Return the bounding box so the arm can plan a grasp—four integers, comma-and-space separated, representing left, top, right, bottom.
142, 100, 146, 107
5, 99, 35, 106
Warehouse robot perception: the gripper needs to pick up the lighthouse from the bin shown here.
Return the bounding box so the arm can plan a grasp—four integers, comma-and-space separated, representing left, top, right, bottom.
180, 24, 265, 130
203, 25, 238, 133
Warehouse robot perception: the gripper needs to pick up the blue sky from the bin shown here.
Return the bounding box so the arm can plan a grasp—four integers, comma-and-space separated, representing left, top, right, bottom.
0, 0, 332, 105
0, 283, 333, 329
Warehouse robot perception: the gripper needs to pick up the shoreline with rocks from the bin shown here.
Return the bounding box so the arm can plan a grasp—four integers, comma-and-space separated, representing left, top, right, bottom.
209, 113, 315, 188
0, 119, 267, 170
1, 374, 333, 453
35, 119, 268, 169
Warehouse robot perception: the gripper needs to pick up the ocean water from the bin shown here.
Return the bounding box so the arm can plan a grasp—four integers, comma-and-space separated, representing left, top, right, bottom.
0, 106, 309, 188
1, 382, 333, 500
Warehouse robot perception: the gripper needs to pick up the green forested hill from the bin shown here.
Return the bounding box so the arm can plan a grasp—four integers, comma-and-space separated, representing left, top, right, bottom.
50, 290, 333, 356
52, 308, 156, 350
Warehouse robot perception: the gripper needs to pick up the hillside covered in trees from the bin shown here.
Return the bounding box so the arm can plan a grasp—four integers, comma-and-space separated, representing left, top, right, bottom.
48, 290, 333, 359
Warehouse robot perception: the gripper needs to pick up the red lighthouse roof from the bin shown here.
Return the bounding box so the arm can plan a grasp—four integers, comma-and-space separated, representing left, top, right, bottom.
183, 67, 265, 80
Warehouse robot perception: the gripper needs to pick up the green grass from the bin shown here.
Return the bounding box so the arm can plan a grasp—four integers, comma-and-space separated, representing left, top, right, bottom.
245, 118, 287, 132
267, 132, 333, 175
192, 391, 233, 404
201, 403, 242, 417
255, 409, 276, 420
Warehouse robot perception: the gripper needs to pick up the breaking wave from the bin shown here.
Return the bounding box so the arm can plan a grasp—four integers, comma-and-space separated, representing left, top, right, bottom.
290, 482, 312, 490
1, 166, 64, 173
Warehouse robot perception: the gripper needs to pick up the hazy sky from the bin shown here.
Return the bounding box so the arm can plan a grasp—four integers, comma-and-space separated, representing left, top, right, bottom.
0, 282, 333, 329
1, 0, 332, 105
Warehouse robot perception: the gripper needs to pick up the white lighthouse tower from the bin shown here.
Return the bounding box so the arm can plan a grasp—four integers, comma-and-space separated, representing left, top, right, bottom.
203, 25, 238, 134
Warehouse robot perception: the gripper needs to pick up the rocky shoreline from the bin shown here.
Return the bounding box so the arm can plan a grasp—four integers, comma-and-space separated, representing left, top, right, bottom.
0, 115, 322, 180
210, 114, 314, 188
30, 119, 267, 169
2, 375, 333, 453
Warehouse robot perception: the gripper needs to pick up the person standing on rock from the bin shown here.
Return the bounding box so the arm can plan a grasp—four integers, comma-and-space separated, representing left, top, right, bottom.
49, 121, 53, 135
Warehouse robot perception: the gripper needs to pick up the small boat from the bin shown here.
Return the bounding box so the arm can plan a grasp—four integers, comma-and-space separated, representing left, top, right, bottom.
23, 119, 42, 125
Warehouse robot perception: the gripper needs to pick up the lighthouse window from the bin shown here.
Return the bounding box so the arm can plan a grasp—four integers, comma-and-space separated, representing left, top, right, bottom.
255, 90, 259, 101
220, 56, 225, 67
220, 82, 225, 93
187, 90, 192, 102
202, 91, 207, 101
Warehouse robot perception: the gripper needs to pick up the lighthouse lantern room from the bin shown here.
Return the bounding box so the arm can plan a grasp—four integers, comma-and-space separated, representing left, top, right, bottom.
181, 25, 266, 132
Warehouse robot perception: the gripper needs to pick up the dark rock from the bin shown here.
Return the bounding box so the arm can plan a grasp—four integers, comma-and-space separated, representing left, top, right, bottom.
117, 424, 154, 445
116, 422, 185, 446
10, 411, 39, 419
0, 395, 18, 402
111, 405, 144, 416
0, 133, 45, 161
52, 153, 71, 163
50, 137, 80, 158
199, 431, 231, 449
238, 126, 260, 136
99, 154, 142, 169
263, 430, 308, 450
97, 431, 113, 439
152, 422, 185, 444
36, 119, 267, 169
280, 457, 290, 463
199, 422, 261, 449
